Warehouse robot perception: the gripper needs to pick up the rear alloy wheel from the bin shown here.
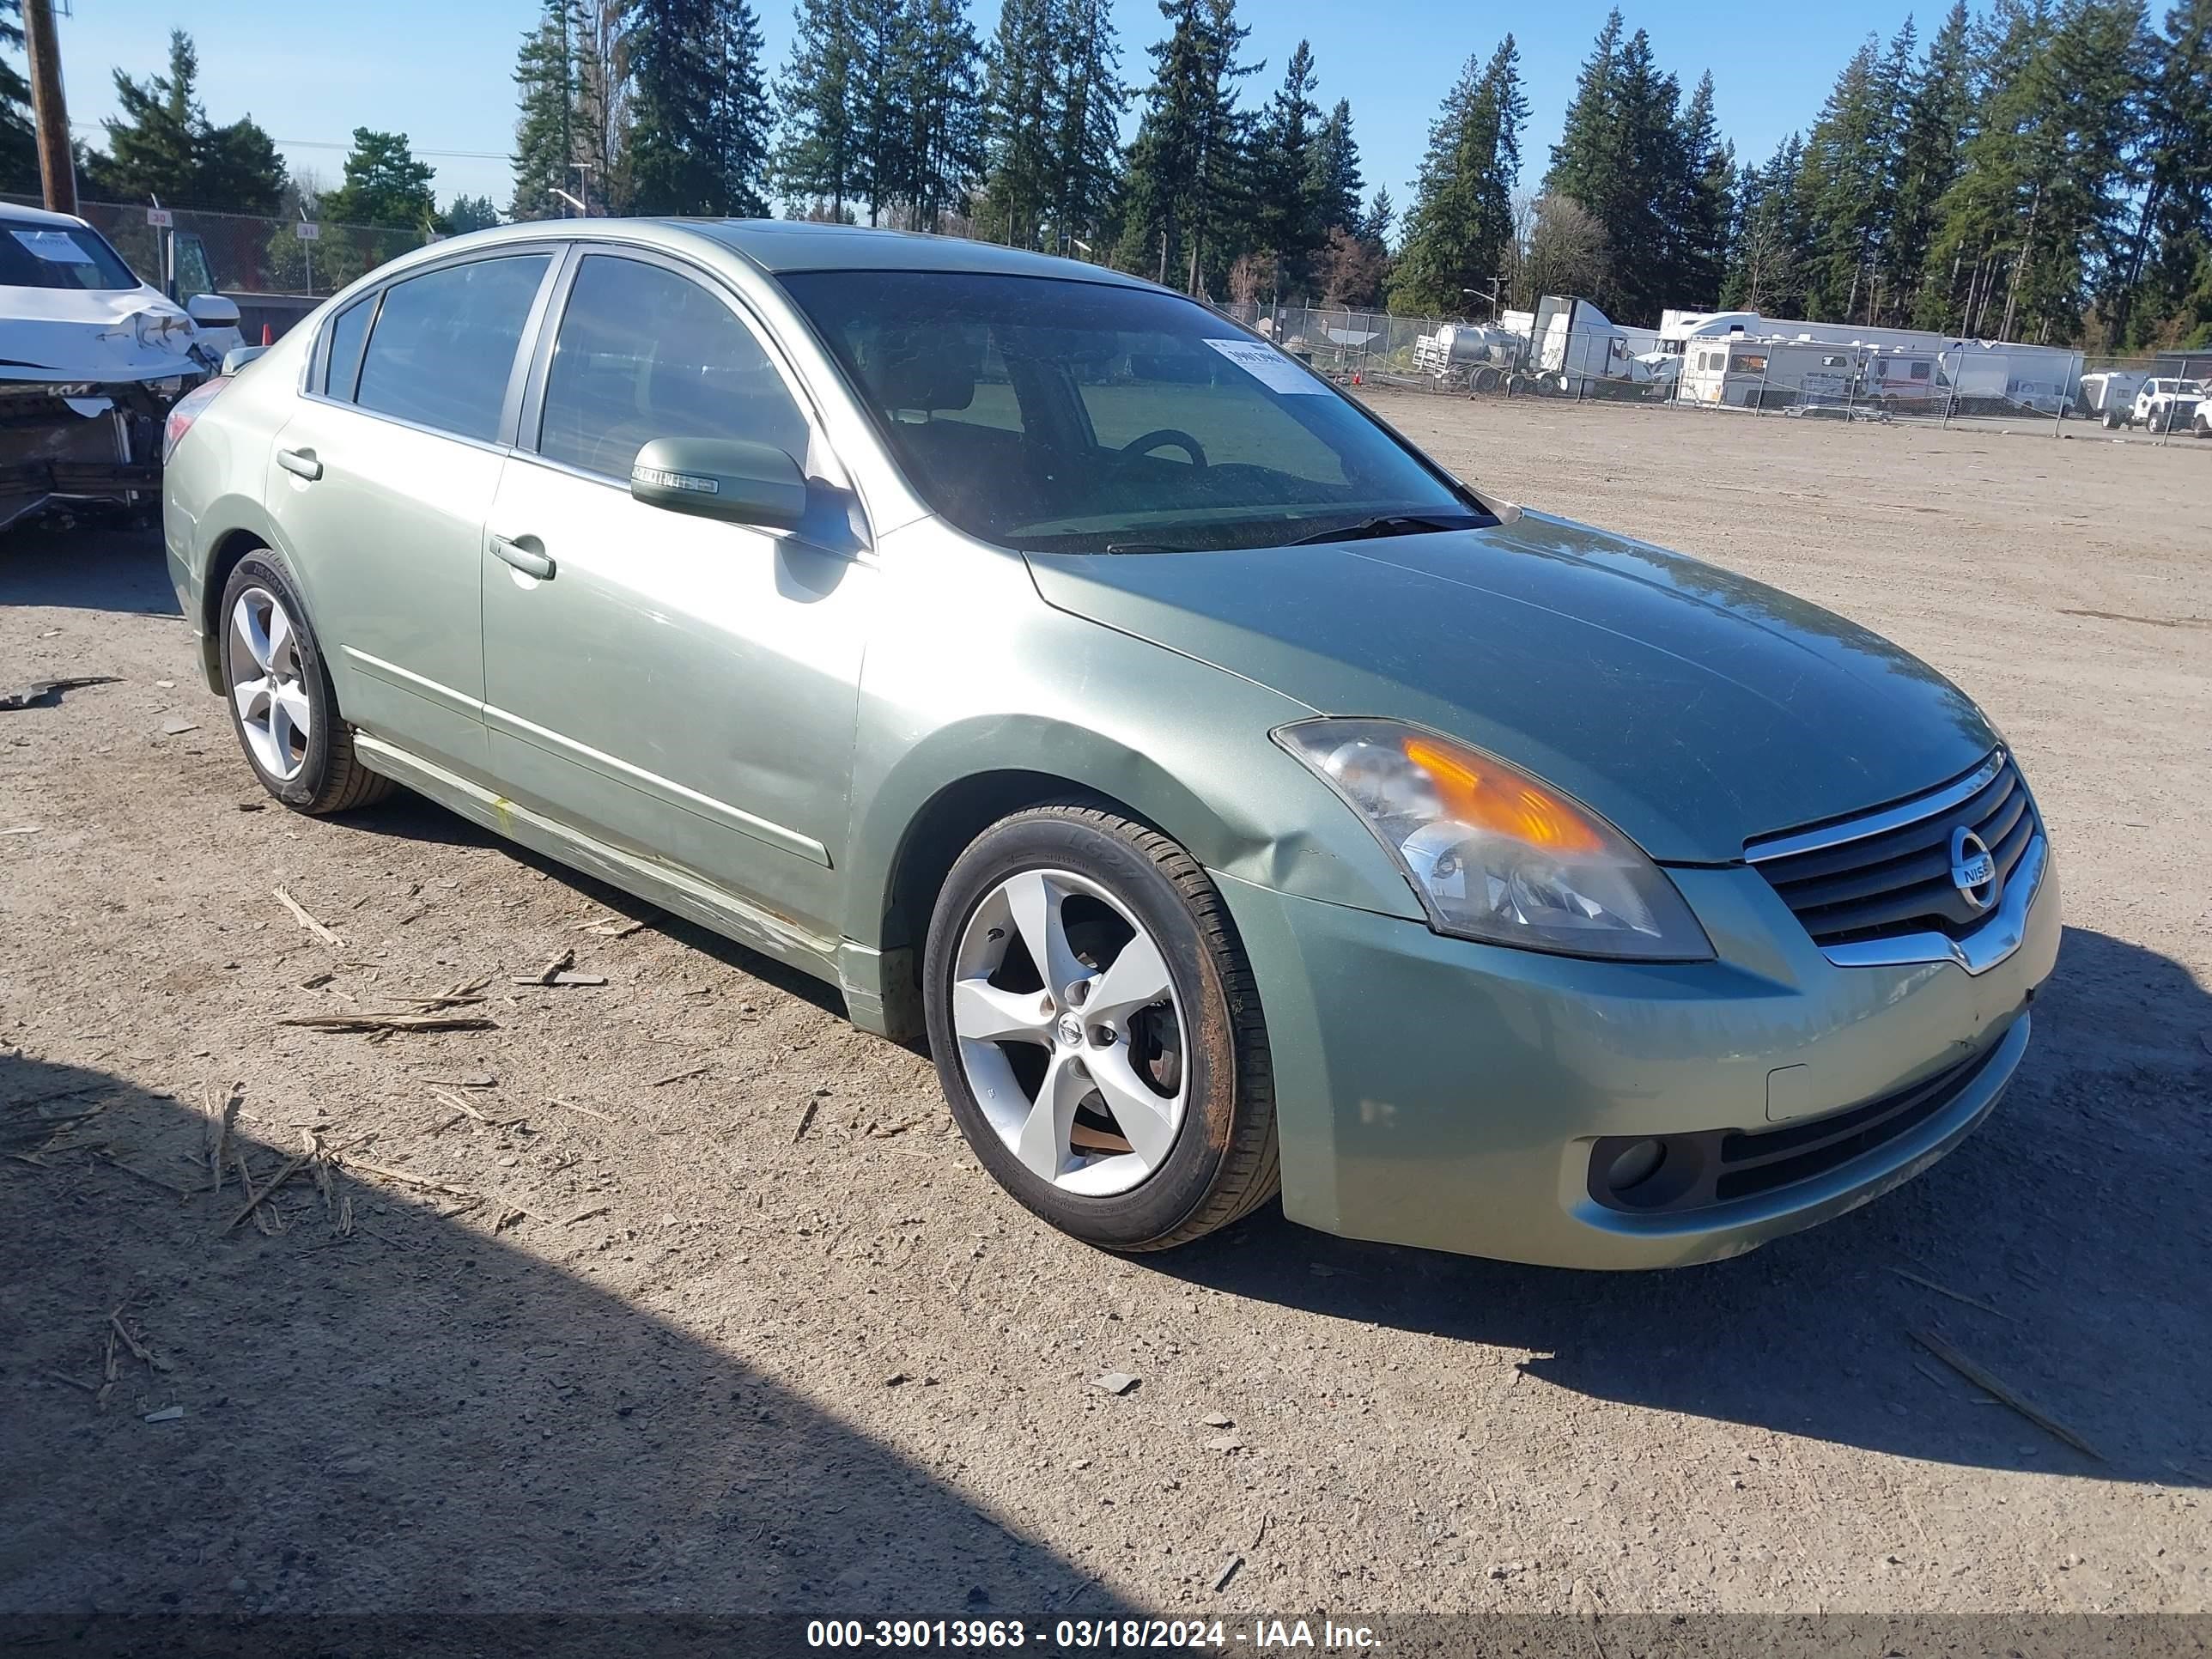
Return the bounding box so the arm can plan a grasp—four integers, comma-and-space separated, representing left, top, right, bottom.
924, 805, 1278, 1251
218, 554, 392, 814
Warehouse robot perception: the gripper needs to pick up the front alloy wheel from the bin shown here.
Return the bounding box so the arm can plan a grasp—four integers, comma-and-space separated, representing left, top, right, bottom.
924, 805, 1278, 1252
950, 866, 1188, 1196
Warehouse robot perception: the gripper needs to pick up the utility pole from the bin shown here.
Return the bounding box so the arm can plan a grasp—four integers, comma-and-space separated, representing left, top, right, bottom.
22, 0, 76, 216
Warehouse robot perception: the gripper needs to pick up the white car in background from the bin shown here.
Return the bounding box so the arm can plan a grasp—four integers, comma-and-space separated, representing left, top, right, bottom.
0, 202, 242, 532
2121, 376, 2205, 434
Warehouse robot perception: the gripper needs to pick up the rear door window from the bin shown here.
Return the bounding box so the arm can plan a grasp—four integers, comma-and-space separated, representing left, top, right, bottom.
535, 254, 810, 480
353, 253, 551, 442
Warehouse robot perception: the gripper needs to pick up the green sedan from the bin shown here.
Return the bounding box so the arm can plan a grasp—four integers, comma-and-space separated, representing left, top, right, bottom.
160, 221, 2059, 1268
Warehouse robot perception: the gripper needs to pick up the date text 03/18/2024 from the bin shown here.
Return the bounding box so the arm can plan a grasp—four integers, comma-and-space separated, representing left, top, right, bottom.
805, 1618, 1382, 1650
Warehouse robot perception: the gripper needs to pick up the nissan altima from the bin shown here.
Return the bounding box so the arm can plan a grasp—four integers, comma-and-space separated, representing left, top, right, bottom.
161, 221, 2059, 1267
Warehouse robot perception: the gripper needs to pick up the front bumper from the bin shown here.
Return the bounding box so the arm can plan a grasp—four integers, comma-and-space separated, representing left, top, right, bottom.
1214, 842, 2060, 1269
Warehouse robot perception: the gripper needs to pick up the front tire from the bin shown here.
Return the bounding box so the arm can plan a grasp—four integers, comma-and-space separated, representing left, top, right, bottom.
217, 554, 392, 814
923, 805, 1278, 1252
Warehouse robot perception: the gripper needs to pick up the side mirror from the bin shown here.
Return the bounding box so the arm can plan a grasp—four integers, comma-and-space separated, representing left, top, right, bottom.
630, 437, 806, 532
186, 293, 240, 327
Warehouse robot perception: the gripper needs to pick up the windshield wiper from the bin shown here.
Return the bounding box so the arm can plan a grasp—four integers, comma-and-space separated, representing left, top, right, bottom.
1101, 542, 1181, 555
1286, 513, 1489, 547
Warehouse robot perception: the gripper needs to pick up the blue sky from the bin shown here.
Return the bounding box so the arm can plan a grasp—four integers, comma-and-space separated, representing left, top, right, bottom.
48, 0, 1917, 222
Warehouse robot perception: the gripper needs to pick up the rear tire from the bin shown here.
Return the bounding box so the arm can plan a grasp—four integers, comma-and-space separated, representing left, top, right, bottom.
217, 554, 393, 814
923, 804, 1278, 1252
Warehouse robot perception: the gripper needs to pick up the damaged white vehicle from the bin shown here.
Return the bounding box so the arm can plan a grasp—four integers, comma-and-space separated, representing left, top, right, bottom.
0, 203, 242, 532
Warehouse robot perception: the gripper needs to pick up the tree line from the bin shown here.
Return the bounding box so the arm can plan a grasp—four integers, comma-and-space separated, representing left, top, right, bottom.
1396, 0, 2210, 349
4, 0, 2209, 350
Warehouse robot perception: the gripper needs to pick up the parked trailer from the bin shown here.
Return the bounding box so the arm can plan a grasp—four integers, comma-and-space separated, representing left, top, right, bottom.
1413, 322, 1522, 390
1678, 338, 1862, 410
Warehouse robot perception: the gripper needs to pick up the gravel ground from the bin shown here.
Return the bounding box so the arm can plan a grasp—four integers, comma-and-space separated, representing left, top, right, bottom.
2, 399, 2208, 1622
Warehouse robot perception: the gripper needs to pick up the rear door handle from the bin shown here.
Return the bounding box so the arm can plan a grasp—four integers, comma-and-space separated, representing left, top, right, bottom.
490, 534, 554, 580
276, 447, 321, 482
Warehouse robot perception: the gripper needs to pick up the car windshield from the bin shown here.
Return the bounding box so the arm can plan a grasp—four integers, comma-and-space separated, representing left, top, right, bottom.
0, 223, 141, 292
777, 269, 1490, 554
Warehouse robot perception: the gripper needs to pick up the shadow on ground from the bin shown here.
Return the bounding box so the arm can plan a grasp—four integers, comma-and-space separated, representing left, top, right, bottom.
0, 1054, 1125, 1622
1151, 924, 2212, 1488
0, 520, 181, 617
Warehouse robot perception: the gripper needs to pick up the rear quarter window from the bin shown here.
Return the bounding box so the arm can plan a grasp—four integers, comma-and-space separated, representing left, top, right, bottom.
353, 254, 551, 443
322, 295, 374, 399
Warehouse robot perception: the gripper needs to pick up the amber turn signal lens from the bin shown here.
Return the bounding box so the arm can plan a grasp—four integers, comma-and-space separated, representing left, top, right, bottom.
1401, 736, 1605, 854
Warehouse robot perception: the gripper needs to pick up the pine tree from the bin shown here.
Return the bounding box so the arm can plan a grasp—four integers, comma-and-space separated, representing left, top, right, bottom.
1538, 14, 1686, 322
981, 0, 1059, 244
848, 0, 909, 222
775, 0, 862, 217
1044, 0, 1126, 253
628, 0, 718, 213
1797, 33, 1898, 321
1885, 3, 1973, 326
894, 0, 985, 230
1672, 72, 1735, 305
510, 3, 574, 220
1545, 9, 1624, 212
2120, 0, 2212, 344
1111, 0, 1261, 294
1359, 185, 1395, 246
441, 193, 503, 233
703, 0, 774, 216
87, 30, 286, 213
1307, 99, 1364, 234
1251, 40, 1324, 290
1918, 0, 2147, 342
1672, 72, 1742, 309
319, 130, 438, 230
631, 0, 770, 216
1389, 35, 1525, 316
1722, 132, 1810, 313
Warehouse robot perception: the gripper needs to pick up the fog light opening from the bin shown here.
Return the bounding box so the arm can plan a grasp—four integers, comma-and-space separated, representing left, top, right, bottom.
1605, 1138, 1667, 1197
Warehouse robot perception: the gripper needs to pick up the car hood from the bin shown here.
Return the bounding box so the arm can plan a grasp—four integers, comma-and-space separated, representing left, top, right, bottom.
0, 283, 205, 383
1024, 511, 1996, 865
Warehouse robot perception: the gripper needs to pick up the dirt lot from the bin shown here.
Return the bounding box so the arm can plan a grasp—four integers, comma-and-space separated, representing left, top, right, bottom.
3, 399, 2208, 1625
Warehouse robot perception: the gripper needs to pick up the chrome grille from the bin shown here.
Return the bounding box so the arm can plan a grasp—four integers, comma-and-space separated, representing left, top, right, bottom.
1745, 751, 2040, 948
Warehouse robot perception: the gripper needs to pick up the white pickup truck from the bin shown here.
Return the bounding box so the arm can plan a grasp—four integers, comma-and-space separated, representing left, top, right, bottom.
2112, 376, 2207, 434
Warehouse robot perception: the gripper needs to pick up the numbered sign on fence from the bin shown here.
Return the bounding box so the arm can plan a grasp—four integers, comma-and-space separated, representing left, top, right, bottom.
145, 207, 173, 228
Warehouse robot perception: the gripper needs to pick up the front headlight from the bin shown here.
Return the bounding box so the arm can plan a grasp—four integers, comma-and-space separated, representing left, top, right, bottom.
1275, 718, 1713, 960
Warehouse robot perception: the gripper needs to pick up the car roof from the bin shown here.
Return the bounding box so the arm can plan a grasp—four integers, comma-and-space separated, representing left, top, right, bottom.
687, 219, 1152, 286
0, 203, 93, 230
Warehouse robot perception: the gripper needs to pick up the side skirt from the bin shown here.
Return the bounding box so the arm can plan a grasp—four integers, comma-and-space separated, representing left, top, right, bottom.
351, 732, 870, 1018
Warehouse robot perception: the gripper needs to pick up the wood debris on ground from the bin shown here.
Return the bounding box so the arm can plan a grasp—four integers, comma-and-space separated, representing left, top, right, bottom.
1888, 1265, 2014, 1321
278, 1012, 496, 1036
272, 887, 343, 946
651, 1063, 711, 1088
550, 1097, 614, 1123
1909, 1328, 2103, 1460
793, 1099, 818, 1143
429, 1085, 527, 1133
340, 1158, 478, 1201
573, 914, 647, 939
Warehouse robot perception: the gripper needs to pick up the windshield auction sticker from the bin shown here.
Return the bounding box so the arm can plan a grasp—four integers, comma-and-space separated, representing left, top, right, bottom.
1203, 336, 1328, 394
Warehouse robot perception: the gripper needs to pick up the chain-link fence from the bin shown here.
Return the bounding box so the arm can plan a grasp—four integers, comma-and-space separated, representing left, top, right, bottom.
1224, 298, 2208, 449
2, 195, 429, 301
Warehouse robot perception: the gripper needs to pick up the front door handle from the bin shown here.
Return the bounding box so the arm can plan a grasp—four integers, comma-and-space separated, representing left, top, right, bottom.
276, 447, 322, 482
491, 534, 554, 580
